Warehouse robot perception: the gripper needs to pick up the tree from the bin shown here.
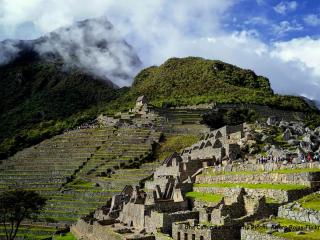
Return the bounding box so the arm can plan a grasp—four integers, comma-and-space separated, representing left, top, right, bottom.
0, 189, 46, 240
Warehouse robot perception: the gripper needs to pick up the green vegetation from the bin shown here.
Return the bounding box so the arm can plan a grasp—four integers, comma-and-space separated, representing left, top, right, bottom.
272, 168, 320, 174
265, 197, 281, 204
154, 232, 174, 240
272, 129, 291, 149
54, 232, 76, 240
2, 56, 320, 159
298, 193, 320, 211
154, 134, 199, 161
202, 108, 259, 128
0, 57, 123, 159
127, 57, 312, 112
185, 192, 223, 203
304, 112, 320, 129
194, 183, 308, 191
252, 217, 320, 240
0, 190, 47, 240
65, 179, 96, 189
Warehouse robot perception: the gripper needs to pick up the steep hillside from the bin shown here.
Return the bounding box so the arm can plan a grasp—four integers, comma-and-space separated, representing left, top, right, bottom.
0, 57, 120, 159
127, 57, 312, 111
0, 18, 141, 159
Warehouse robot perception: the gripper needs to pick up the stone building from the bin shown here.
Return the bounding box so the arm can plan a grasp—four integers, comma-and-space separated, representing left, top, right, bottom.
71, 125, 245, 240
182, 125, 243, 163
171, 188, 268, 240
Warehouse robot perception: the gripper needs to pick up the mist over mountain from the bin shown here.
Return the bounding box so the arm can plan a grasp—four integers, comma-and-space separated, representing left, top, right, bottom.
0, 17, 142, 87
0, 17, 141, 158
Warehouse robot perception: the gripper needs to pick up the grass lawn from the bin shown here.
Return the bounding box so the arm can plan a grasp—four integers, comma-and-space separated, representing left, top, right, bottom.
185, 192, 223, 203
271, 168, 320, 174
155, 232, 173, 240
269, 218, 320, 240
251, 217, 320, 239
155, 134, 199, 161
194, 182, 308, 191
298, 193, 320, 211
54, 232, 77, 240
0, 234, 52, 239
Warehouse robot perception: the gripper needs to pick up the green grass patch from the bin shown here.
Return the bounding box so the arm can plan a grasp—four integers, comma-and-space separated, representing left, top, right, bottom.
185, 192, 223, 203
54, 232, 76, 240
155, 134, 199, 161
265, 197, 281, 204
65, 178, 96, 189
271, 168, 320, 174
253, 217, 320, 240
298, 193, 320, 211
154, 232, 173, 240
194, 182, 308, 191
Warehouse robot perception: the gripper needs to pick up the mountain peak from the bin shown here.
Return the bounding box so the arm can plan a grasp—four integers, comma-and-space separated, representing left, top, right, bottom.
0, 17, 142, 87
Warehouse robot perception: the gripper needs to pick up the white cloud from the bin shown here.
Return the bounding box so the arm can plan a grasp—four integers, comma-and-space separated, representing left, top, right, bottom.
274, 1, 298, 15
272, 37, 320, 77
0, 0, 320, 101
271, 21, 303, 36
34, 18, 142, 87
304, 14, 320, 27
244, 16, 270, 26
0, 40, 20, 64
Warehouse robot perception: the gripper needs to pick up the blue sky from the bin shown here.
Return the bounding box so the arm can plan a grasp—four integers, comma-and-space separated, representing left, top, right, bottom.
0, 0, 320, 99
224, 0, 320, 42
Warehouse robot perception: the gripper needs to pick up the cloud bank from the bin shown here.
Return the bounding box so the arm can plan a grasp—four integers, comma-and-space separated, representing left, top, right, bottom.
0, 0, 320, 100
35, 18, 141, 87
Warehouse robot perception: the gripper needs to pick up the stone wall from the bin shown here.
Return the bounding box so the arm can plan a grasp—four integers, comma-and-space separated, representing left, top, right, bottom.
216, 104, 305, 121
145, 211, 199, 234
119, 203, 145, 228
193, 186, 311, 203
204, 162, 320, 175
241, 229, 286, 240
199, 163, 320, 188
71, 219, 92, 239
278, 202, 320, 224
197, 171, 319, 187
169, 103, 216, 110
172, 222, 239, 240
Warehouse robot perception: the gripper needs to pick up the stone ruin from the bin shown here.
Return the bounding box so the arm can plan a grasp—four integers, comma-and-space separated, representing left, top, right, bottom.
97, 96, 163, 128
71, 125, 265, 240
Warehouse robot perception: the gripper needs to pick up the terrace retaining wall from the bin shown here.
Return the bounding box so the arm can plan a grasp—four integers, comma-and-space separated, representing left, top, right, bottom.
278, 202, 320, 225
241, 229, 286, 240
193, 186, 311, 203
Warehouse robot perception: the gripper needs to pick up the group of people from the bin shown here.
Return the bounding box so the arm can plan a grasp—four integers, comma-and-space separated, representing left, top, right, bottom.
256, 152, 320, 164
300, 152, 320, 162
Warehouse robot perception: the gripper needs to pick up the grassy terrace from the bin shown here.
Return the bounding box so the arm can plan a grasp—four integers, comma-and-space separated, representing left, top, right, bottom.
0, 225, 56, 240
251, 217, 320, 240
202, 168, 320, 176
186, 192, 223, 203
54, 232, 76, 240
298, 193, 320, 211
194, 183, 308, 191
154, 134, 199, 161
0, 126, 162, 238
0, 233, 52, 239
